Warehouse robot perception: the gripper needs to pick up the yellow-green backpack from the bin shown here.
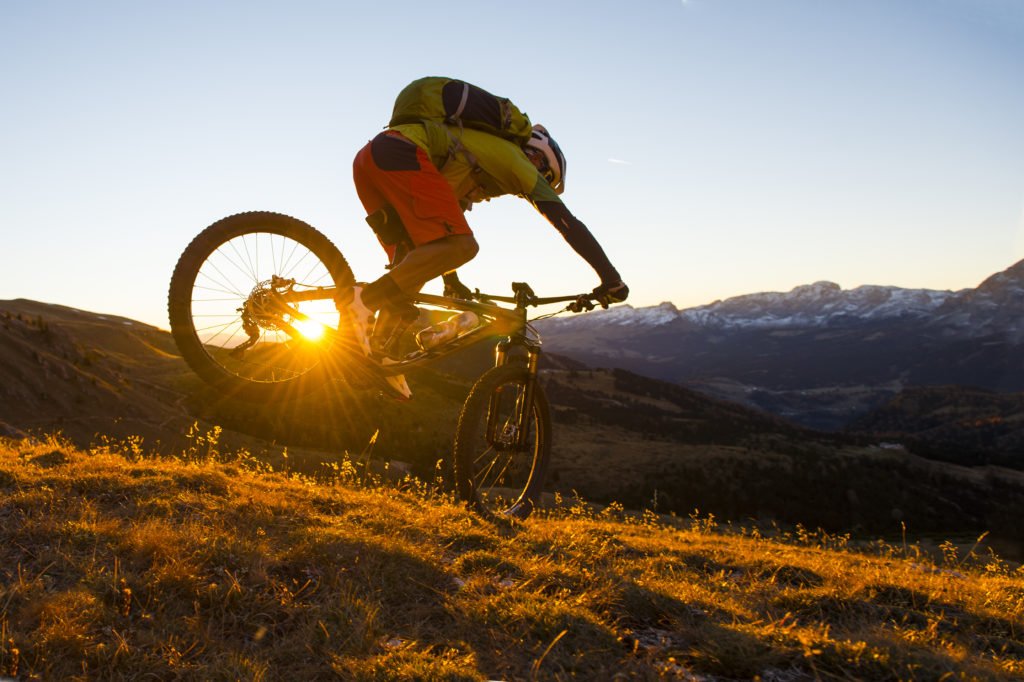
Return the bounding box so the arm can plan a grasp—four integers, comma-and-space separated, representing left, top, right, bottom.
388, 77, 533, 146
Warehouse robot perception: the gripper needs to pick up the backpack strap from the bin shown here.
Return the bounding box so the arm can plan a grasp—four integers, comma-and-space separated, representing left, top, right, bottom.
442, 125, 483, 178
449, 82, 470, 122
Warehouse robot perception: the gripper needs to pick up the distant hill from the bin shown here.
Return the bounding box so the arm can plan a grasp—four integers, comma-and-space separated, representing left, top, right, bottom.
5, 298, 1024, 546
538, 368, 1024, 544
0, 298, 460, 467
0, 299, 192, 443
536, 258, 1024, 438
849, 385, 1024, 468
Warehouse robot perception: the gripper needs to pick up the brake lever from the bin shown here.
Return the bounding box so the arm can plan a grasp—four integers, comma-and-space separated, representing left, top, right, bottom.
568, 296, 596, 313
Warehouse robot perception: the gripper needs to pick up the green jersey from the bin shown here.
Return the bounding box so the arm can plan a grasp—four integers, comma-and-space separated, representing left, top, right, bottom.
389, 122, 562, 209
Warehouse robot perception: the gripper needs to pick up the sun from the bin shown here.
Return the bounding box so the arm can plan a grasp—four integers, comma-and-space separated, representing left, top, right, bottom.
292, 317, 326, 341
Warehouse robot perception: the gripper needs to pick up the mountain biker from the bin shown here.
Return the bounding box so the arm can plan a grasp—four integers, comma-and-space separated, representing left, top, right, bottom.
344, 80, 629, 399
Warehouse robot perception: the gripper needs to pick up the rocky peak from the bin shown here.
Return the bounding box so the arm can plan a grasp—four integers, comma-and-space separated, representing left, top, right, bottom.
974, 258, 1024, 298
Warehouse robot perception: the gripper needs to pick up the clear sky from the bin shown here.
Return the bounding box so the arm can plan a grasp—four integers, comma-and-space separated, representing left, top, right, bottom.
2, 0, 1023, 329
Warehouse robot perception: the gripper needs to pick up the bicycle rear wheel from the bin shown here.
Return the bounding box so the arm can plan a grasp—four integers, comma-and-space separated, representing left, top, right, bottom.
453, 364, 552, 519
168, 211, 355, 401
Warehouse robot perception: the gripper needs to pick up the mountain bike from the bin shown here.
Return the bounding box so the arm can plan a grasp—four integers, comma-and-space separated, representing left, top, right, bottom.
167, 211, 599, 519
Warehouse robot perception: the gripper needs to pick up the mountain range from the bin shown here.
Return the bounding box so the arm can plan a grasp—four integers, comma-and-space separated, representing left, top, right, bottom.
537, 259, 1024, 432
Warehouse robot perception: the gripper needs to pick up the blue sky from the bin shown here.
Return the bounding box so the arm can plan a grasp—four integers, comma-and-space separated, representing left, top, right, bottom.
2, 0, 1023, 328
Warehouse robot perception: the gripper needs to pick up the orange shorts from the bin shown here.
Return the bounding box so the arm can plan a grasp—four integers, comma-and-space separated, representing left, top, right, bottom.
352, 131, 472, 261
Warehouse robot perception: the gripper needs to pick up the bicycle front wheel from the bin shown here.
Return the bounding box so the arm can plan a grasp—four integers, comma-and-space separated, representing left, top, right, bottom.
453, 364, 552, 519
168, 211, 355, 401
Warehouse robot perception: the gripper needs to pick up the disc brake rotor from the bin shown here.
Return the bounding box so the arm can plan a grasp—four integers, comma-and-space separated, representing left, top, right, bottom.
231, 277, 300, 355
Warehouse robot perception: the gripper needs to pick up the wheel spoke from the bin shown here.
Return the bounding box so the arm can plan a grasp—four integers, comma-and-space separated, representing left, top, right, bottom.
195, 264, 249, 299
299, 248, 326, 284
238, 233, 258, 283
286, 248, 314, 281
479, 450, 516, 490
194, 316, 242, 336
474, 447, 503, 487
280, 236, 302, 275
189, 296, 248, 303
219, 242, 260, 287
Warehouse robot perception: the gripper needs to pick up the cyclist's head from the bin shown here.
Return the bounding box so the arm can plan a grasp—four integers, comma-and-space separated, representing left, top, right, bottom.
525, 124, 566, 195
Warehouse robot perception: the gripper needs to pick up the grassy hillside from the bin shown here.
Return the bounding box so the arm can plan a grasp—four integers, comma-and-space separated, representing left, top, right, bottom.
6, 298, 1024, 560
1, 435, 1022, 680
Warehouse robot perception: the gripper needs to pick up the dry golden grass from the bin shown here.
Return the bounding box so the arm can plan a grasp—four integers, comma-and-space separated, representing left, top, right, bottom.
0, 433, 1021, 681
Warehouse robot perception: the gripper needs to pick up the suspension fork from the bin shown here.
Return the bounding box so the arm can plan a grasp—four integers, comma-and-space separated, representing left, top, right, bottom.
487, 337, 542, 449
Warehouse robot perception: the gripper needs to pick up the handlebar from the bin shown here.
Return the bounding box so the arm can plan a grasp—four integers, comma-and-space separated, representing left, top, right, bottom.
470, 282, 602, 313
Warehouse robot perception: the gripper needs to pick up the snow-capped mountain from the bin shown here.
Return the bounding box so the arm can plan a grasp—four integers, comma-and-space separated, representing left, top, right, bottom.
682, 283, 957, 329
561, 283, 959, 330
545, 258, 1024, 336
537, 259, 1024, 430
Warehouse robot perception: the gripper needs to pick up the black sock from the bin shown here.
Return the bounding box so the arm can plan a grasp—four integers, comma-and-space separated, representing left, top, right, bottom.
361, 274, 405, 311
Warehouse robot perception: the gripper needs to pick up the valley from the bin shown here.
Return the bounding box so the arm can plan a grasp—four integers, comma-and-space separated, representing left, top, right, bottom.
537, 258, 1024, 456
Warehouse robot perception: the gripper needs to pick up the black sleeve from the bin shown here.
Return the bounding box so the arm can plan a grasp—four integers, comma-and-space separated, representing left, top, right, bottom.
535, 201, 621, 284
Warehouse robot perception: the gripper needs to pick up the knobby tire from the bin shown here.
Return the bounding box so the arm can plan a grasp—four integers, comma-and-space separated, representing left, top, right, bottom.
453, 364, 552, 520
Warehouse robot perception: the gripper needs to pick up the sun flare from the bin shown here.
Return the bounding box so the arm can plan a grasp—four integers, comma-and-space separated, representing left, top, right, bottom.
292, 317, 326, 341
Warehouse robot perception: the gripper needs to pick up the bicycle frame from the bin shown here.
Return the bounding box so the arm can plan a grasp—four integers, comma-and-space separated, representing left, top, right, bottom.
269, 281, 582, 374
271, 280, 584, 449
389, 292, 529, 373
